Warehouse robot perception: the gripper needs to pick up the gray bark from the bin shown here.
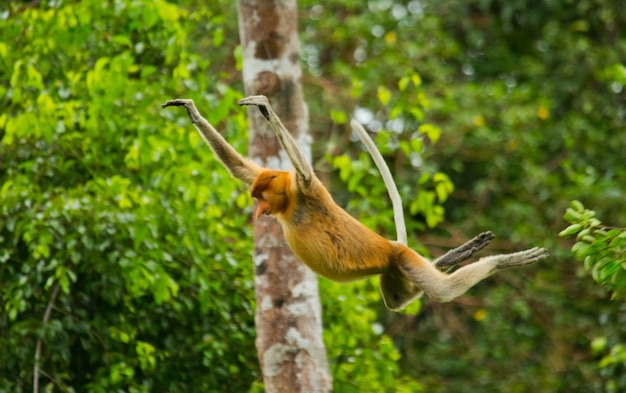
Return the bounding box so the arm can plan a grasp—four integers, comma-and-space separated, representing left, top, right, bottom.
236, 1, 332, 392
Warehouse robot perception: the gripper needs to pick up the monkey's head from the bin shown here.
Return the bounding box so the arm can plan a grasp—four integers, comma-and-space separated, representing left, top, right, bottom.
250, 170, 291, 219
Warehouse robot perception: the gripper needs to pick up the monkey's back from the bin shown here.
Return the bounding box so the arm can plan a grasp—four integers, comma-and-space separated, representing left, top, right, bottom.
279, 179, 394, 282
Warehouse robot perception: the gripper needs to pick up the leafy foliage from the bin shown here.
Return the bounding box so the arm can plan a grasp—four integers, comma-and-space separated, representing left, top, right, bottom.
321, 279, 423, 393
0, 1, 258, 391
561, 201, 626, 393
2, 0, 626, 391
561, 201, 626, 297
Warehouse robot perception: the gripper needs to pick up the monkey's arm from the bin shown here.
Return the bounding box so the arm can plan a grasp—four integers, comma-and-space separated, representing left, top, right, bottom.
433, 231, 495, 271
162, 99, 262, 187
237, 96, 313, 184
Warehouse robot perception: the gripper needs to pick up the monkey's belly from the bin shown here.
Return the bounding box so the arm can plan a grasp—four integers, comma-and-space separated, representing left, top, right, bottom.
282, 221, 392, 282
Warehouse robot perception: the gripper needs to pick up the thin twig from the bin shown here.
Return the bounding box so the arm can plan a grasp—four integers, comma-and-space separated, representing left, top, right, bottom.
33, 282, 60, 393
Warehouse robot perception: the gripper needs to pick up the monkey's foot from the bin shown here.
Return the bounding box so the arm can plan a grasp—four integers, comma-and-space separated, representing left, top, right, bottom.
494, 247, 549, 270
434, 231, 496, 270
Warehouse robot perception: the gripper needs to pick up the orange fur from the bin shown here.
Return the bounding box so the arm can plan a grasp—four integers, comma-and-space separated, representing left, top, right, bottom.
252, 170, 392, 281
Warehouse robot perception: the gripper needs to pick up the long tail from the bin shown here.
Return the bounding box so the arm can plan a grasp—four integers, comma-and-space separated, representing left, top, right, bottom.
350, 119, 407, 245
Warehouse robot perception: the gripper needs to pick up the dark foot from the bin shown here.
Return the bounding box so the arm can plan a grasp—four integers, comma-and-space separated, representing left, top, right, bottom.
434, 231, 495, 270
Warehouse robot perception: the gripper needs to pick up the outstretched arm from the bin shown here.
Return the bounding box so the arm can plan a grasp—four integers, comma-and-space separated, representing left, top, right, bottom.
238, 95, 313, 184
162, 99, 263, 187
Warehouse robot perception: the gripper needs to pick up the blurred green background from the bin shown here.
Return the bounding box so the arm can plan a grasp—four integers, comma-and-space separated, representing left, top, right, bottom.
1, 0, 625, 391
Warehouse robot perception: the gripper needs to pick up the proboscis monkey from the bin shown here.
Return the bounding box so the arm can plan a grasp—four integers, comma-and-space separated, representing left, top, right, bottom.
162, 96, 548, 311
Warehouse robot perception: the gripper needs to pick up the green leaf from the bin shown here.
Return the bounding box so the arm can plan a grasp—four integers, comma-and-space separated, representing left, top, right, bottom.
591, 336, 608, 354
398, 76, 410, 92
377, 85, 392, 106
418, 123, 441, 143
330, 109, 348, 124
111, 35, 133, 47
599, 260, 621, 281
409, 138, 423, 153
571, 241, 591, 257
559, 224, 583, 237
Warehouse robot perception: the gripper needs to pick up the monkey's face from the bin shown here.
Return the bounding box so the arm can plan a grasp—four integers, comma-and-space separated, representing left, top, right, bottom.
250, 171, 291, 218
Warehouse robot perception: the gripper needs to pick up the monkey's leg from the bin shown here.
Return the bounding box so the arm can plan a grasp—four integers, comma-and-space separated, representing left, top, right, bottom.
425, 247, 548, 302
379, 271, 423, 311
237, 95, 313, 183
162, 99, 262, 186
433, 231, 495, 271
390, 245, 548, 306
381, 233, 495, 310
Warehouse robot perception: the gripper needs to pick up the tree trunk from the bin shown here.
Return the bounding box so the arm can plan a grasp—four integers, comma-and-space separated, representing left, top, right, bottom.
236, 1, 332, 392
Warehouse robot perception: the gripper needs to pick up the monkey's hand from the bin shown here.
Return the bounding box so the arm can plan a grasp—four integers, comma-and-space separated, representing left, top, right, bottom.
162, 99, 191, 107
237, 95, 271, 121
237, 95, 314, 183
433, 231, 496, 271
162, 99, 204, 124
